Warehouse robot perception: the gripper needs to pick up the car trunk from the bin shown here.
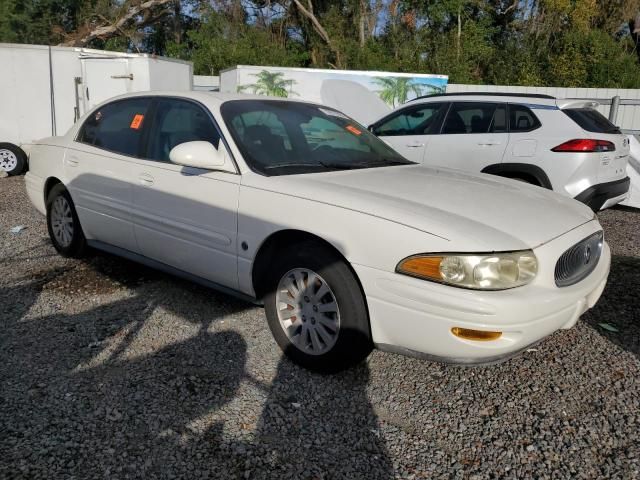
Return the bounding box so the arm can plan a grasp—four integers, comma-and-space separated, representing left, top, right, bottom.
558, 100, 630, 183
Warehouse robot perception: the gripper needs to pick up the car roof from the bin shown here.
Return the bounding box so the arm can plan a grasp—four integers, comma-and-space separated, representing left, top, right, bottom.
409, 92, 558, 106
98, 90, 319, 107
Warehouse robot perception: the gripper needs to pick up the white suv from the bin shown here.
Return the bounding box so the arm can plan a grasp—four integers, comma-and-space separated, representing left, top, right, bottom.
369, 93, 631, 210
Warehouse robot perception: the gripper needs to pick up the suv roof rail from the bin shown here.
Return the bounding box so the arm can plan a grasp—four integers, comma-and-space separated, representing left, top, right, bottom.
410, 92, 557, 102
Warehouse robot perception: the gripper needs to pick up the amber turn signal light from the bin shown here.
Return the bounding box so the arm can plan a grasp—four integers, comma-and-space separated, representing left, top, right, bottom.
451, 327, 502, 341
397, 256, 443, 280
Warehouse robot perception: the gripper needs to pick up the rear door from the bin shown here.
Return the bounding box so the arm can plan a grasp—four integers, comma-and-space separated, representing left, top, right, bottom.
67, 97, 151, 253
424, 102, 509, 172
370, 102, 448, 163
501, 103, 543, 166
561, 106, 629, 183
130, 97, 240, 289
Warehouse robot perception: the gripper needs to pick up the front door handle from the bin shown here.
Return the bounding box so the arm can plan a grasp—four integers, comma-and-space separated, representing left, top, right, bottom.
405, 142, 425, 148
138, 173, 154, 186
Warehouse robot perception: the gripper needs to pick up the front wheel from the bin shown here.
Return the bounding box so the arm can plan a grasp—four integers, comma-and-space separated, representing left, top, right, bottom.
46, 184, 87, 258
264, 242, 373, 373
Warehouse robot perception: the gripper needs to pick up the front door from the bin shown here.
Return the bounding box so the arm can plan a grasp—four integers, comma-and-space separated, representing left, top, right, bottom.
425, 102, 509, 173
130, 98, 240, 289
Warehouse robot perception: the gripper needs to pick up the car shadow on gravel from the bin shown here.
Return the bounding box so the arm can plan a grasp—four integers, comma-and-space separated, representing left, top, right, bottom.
1, 263, 392, 478
582, 255, 640, 359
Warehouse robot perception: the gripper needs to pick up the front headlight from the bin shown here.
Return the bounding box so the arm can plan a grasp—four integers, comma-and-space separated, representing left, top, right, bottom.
396, 251, 538, 290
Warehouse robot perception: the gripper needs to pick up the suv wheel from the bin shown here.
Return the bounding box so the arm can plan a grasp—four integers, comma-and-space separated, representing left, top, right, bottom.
263, 242, 373, 373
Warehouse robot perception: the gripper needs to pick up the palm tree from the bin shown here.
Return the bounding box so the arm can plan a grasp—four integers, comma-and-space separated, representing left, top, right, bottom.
371, 77, 427, 107
237, 70, 298, 98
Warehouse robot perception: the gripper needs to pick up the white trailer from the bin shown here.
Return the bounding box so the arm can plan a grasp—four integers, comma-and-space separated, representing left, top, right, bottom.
219, 65, 448, 125
0, 43, 193, 175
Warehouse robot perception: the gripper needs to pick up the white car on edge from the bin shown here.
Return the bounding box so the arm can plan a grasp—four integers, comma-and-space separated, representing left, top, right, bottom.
25, 92, 610, 373
369, 93, 631, 211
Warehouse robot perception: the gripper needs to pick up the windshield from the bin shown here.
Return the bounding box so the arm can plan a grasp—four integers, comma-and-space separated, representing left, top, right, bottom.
221, 100, 414, 176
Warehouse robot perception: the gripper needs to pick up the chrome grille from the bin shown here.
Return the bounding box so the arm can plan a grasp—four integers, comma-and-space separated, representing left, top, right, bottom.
554, 231, 603, 287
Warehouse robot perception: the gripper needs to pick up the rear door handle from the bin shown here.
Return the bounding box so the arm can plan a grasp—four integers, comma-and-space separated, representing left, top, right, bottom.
478, 140, 502, 146
138, 173, 154, 186
405, 142, 425, 148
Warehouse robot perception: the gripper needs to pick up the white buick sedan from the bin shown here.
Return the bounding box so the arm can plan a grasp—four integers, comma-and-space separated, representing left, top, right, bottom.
25, 92, 610, 372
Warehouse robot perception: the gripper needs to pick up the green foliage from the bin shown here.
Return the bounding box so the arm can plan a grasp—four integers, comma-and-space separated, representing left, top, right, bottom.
170, 9, 308, 75
2, 0, 640, 89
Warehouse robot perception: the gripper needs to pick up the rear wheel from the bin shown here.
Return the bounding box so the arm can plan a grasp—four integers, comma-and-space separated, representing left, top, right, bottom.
0, 143, 27, 176
46, 184, 87, 258
263, 242, 373, 373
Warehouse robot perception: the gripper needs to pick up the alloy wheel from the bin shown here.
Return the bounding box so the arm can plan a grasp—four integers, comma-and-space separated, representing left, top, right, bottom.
275, 268, 341, 355
51, 196, 74, 247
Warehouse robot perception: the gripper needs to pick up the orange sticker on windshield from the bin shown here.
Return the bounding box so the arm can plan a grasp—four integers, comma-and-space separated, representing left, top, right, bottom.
130, 114, 144, 130
345, 125, 362, 135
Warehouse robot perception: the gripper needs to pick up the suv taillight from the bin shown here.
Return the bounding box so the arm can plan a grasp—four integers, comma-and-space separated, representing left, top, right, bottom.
551, 139, 615, 153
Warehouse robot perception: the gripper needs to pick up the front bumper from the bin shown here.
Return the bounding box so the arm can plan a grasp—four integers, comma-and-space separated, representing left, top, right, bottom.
354, 221, 610, 364
574, 177, 630, 211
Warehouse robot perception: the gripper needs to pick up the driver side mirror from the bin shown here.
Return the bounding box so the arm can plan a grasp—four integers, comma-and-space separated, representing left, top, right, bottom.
169, 141, 230, 170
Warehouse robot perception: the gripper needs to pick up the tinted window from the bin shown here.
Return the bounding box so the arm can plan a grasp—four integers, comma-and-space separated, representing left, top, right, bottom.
563, 108, 620, 134
442, 102, 506, 134
372, 103, 447, 136
145, 99, 220, 162
77, 98, 151, 157
221, 100, 413, 176
509, 104, 541, 132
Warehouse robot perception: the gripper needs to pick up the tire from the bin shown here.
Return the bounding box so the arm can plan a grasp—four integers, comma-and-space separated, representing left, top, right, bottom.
263, 241, 373, 373
46, 184, 87, 258
0, 143, 27, 176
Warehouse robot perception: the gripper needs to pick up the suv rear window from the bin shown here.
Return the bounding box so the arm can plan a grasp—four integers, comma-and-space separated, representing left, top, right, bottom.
563, 108, 621, 134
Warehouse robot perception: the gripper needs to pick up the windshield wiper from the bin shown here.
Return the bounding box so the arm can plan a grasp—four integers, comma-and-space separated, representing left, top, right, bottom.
263, 163, 329, 170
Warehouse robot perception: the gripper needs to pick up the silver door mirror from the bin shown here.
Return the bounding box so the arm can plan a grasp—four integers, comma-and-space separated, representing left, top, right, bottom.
169, 141, 227, 169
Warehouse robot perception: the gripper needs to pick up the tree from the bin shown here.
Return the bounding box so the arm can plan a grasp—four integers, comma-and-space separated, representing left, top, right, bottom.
372, 77, 425, 106
238, 70, 298, 97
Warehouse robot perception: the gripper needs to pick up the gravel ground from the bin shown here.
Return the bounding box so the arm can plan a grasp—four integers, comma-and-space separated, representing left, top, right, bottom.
1, 175, 639, 479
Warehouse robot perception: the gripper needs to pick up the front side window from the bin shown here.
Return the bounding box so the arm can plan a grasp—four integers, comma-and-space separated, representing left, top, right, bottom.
221, 100, 413, 176
77, 98, 151, 157
371, 103, 447, 137
442, 102, 506, 134
145, 99, 220, 162
509, 104, 541, 132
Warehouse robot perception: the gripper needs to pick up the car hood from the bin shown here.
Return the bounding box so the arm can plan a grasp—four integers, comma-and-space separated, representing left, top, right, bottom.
246, 165, 595, 251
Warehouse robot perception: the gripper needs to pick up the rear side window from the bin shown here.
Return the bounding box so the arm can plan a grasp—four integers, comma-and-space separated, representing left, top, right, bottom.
442, 102, 507, 134
371, 103, 448, 136
509, 104, 541, 132
77, 98, 151, 157
145, 99, 220, 162
563, 108, 621, 134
